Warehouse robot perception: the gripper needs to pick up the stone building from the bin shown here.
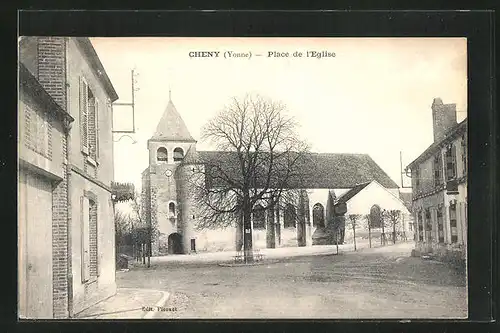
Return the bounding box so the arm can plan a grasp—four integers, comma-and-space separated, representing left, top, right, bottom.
406, 98, 467, 262
18, 37, 119, 318
141, 97, 405, 255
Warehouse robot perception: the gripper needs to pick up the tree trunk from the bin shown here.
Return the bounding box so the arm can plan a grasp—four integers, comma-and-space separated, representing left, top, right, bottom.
242, 196, 254, 263
393, 222, 397, 244
353, 223, 357, 251
235, 212, 243, 251
142, 243, 146, 264
381, 223, 386, 246
266, 205, 276, 248
275, 205, 281, 246
335, 231, 339, 254
368, 222, 372, 248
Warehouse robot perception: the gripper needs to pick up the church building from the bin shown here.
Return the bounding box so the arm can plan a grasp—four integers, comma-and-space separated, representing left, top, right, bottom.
141, 96, 406, 256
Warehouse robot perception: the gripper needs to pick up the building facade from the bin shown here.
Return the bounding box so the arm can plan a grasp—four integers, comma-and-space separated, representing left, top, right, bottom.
407, 98, 467, 262
141, 97, 404, 255
18, 37, 119, 318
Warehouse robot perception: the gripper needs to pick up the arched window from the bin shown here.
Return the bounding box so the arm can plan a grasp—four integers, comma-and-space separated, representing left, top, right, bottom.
312, 203, 325, 228
252, 204, 266, 229
173, 147, 184, 162
370, 204, 382, 228
157, 147, 168, 162
169, 202, 176, 217
284, 204, 296, 228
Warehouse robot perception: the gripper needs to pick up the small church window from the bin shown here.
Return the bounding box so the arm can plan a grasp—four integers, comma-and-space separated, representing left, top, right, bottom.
173, 147, 184, 161
169, 202, 176, 216
157, 147, 168, 162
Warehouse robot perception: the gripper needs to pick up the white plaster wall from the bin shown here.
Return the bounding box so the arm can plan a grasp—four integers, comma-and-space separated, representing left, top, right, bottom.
346, 182, 409, 216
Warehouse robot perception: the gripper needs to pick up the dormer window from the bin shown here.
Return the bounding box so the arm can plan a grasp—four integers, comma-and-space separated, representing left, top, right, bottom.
157, 147, 168, 163
173, 147, 184, 162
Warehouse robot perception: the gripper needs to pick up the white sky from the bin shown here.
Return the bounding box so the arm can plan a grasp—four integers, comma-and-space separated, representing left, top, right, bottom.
90, 37, 467, 193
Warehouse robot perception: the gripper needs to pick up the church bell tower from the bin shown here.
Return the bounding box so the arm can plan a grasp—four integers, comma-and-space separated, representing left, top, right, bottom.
144, 91, 197, 255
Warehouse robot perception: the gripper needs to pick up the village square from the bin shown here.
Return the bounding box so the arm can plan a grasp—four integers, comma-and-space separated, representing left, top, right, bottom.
18, 37, 467, 319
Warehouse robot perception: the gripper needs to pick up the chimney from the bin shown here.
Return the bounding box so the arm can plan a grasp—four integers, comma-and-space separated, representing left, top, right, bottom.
37, 37, 67, 111
431, 98, 457, 142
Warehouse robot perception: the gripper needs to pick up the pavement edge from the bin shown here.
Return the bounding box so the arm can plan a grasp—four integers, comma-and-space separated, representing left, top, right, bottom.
142, 289, 171, 319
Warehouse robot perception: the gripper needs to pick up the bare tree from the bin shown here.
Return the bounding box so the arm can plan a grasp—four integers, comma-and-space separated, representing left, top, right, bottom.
383, 209, 402, 244
192, 94, 310, 263
347, 214, 362, 251
114, 209, 132, 254
363, 214, 372, 248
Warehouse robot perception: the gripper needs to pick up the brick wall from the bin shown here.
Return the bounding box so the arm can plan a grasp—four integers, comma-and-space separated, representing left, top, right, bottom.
52, 132, 69, 318
37, 36, 70, 319
37, 37, 67, 111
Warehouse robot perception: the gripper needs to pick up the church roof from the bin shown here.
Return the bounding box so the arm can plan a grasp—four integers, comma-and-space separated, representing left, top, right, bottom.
190, 151, 399, 190
150, 99, 196, 142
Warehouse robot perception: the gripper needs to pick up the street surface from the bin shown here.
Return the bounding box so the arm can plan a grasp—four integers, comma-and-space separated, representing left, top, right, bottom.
117, 242, 467, 319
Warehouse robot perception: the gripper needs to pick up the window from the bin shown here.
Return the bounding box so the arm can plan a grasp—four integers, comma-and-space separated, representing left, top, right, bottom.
445, 144, 457, 181
417, 211, 423, 241
284, 204, 296, 228
80, 77, 89, 154
168, 202, 176, 217
461, 134, 467, 175
252, 204, 266, 229
89, 200, 98, 278
157, 147, 168, 162
425, 208, 432, 242
24, 104, 52, 159
88, 90, 98, 161
82, 196, 98, 283
414, 168, 420, 190
312, 203, 325, 228
437, 205, 444, 243
369, 205, 382, 228
433, 153, 443, 187
449, 202, 458, 243
80, 77, 98, 162
173, 147, 184, 162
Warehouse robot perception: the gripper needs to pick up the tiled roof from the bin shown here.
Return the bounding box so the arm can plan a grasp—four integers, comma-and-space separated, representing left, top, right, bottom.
191, 151, 399, 190
398, 192, 413, 211
150, 100, 196, 142
336, 182, 371, 204
407, 118, 467, 169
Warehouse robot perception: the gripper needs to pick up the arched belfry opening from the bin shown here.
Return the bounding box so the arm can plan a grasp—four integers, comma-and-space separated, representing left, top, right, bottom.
173, 147, 184, 162
157, 147, 168, 162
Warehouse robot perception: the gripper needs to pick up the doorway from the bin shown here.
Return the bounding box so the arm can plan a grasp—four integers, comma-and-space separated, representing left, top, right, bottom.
167, 233, 183, 254
18, 171, 54, 318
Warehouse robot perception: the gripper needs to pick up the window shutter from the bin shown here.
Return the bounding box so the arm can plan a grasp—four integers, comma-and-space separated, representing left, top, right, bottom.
80, 78, 89, 152
451, 144, 457, 179
81, 196, 90, 282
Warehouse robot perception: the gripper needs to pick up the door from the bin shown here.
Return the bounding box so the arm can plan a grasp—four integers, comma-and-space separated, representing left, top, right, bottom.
19, 171, 54, 318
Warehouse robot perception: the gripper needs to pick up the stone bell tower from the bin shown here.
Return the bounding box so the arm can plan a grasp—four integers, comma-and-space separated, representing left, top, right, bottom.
142, 91, 197, 255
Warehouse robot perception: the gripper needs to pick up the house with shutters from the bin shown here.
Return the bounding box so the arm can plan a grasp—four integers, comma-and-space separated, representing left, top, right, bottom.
406, 98, 467, 262
18, 37, 119, 319
141, 96, 404, 255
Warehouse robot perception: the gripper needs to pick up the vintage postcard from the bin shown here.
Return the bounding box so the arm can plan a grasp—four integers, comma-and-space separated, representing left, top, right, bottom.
18, 37, 467, 319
